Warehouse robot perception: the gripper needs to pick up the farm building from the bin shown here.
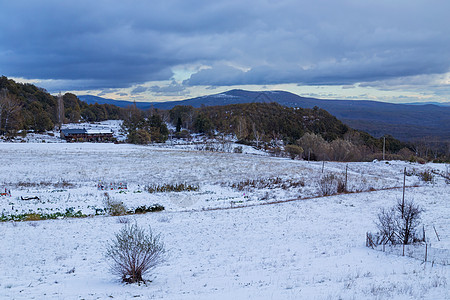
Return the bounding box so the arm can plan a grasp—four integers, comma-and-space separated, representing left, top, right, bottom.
60, 128, 114, 142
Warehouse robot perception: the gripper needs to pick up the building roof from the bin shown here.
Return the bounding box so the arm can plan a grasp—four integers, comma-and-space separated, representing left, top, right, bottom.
86, 129, 113, 134
61, 129, 87, 135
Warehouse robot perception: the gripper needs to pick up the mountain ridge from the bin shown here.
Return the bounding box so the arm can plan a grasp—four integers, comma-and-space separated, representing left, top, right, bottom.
78, 90, 450, 141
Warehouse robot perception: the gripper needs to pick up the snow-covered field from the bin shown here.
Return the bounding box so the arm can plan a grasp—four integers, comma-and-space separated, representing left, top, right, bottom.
0, 143, 448, 299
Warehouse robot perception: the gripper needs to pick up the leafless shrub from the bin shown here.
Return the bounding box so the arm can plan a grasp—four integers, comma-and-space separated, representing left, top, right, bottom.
318, 173, 345, 196
105, 224, 165, 284
375, 199, 423, 245
103, 192, 127, 216
117, 216, 130, 224
375, 207, 397, 244
418, 170, 434, 183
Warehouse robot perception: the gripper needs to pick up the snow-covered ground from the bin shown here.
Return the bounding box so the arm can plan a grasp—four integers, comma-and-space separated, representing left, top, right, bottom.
0, 143, 448, 299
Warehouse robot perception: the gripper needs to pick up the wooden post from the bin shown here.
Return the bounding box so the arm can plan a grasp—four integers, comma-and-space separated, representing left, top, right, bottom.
383, 137, 386, 160
322, 161, 325, 173
403, 244, 405, 256
402, 167, 406, 219
433, 225, 440, 241
345, 164, 348, 192
425, 243, 428, 262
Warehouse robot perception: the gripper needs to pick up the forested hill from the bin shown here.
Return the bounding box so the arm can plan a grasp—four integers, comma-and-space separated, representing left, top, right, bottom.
168, 102, 402, 156
154, 89, 450, 142
79, 89, 450, 142
0, 76, 123, 133
190, 102, 350, 143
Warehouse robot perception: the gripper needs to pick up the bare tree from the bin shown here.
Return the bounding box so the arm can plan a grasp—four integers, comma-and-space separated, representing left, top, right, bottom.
0, 88, 21, 134
395, 199, 424, 245
376, 207, 397, 244
375, 199, 423, 245
252, 122, 262, 148
56, 92, 64, 129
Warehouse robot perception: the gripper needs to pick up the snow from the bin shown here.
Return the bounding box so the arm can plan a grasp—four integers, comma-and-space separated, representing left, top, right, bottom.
0, 143, 448, 299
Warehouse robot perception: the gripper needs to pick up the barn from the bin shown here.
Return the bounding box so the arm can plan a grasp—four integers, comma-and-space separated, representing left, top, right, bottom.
60, 128, 114, 142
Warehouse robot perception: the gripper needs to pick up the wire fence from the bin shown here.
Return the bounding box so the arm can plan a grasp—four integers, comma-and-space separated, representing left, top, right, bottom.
366, 233, 449, 266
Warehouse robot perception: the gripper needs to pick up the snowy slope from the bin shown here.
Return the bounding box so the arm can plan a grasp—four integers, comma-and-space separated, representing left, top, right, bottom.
0, 143, 448, 299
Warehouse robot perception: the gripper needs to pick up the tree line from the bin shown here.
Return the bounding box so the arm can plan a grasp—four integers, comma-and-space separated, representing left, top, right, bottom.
0, 76, 122, 135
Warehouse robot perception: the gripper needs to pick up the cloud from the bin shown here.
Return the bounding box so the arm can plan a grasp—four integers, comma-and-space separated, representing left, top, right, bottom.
131, 86, 149, 95
1, 1, 449, 92
150, 81, 188, 96
97, 88, 119, 97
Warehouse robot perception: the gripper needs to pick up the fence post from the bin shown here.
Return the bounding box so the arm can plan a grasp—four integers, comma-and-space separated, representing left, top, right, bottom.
425, 243, 428, 262
433, 225, 440, 241
423, 225, 426, 242
402, 244, 405, 256
345, 164, 348, 192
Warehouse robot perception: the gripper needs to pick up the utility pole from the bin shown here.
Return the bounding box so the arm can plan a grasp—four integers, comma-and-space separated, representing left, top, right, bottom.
402, 167, 406, 218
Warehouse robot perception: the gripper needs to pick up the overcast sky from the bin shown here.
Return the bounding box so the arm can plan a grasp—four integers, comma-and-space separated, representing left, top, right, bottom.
1, 0, 449, 103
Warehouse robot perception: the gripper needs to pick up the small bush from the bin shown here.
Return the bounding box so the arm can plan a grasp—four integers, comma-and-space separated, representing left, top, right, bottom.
374, 199, 423, 245
117, 216, 130, 224
418, 170, 434, 183
146, 183, 199, 193
25, 213, 41, 221
318, 173, 346, 196
233, 146, 243, 153
131, 204, 165, 214
231, 177, 304, 191
106, 223, 165, 284
103, 192, 127, 216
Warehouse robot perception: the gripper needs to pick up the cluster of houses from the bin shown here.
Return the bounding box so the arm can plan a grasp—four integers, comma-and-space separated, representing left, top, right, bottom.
60, 128, 114, 142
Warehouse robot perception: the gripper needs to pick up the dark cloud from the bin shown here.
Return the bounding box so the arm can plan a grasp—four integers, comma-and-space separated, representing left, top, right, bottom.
150, 81, 188, 96
1, 1, 449, 92
131, 86, 149, 95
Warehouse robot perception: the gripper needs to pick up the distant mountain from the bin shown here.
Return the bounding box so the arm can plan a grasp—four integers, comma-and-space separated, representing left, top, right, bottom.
78, 90, 450, 142
151, 90, 450, 142
403, 101, 450, 107
78, 95, 156, 110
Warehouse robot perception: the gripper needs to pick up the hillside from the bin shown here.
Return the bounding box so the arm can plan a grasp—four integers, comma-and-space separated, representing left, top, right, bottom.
79, 90, 450, 142
153, 89, 450, 142
0, 76, 123, 134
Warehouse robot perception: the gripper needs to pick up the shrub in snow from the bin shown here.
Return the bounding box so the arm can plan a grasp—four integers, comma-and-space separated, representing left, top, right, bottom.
318, 173, 346, 196
284, 144, 304, 160
375, 199, 424, 245
106, 223, 165, 284
417, 170, 434, 183
103, 192, 127, 216
233, 146, 243, 153
131, 204, 165, 214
